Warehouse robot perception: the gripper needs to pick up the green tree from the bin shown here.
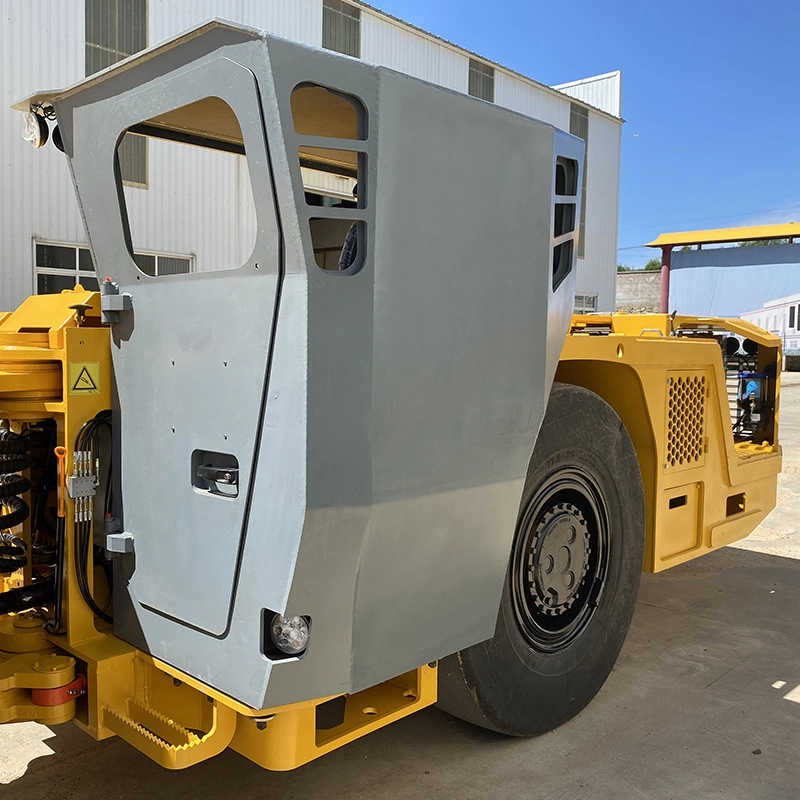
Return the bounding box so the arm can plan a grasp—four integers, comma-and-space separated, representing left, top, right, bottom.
617, 263, 632, 272
643, 258, 662, 271
737, 238, 791, 247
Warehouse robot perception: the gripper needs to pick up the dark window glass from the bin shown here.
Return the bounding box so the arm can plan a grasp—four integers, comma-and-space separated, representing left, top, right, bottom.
790, 305, 796, 329
468, 59, 495, 103
36, 244, 75, 270
78, 275, 100, 291
322, 0, 361, 58
117, 133, 147, 187
157, 256, 191, 276
78, 248, 95, 271
554, 204, 576, 237
569, 103, 589, 258
552, 240, 573, 292
37, 273, 79, 295
86, 0, 148, 186
133, 253, 156, 276
555, 157, 578, 196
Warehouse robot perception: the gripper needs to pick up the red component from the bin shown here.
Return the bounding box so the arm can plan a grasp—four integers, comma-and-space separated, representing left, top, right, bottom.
659, 245, 673, 314
31, 674, 87, 707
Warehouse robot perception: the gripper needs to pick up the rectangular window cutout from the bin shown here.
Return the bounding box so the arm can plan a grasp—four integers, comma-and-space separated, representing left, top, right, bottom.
552, 240, 573, 292
117, 97, 256, 275
554, 203, 576, 238
299, 146, 361, 207
555, 157, 578, 196
310, 218, 363, 273
669, 495, 688, 509
291, 84, 366, 140
726, 493, 746, 517
322, 0, 361, 58
790, 305, 796, 329
468, 59, 495, 102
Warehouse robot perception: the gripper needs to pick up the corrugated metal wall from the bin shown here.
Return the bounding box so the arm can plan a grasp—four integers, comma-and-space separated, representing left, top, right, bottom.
495, 72, 570, 130
670, 243, 800, 318
554, 71, 622, 119
1, 0, 621, 311
1, 0, 86, 307
360, 13, 468, 92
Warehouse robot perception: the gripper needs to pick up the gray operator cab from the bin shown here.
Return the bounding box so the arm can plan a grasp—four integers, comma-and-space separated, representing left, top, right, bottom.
16, 19, 584, 710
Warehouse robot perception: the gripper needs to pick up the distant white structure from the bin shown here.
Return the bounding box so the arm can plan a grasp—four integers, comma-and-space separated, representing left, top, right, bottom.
742, 293, 800, 351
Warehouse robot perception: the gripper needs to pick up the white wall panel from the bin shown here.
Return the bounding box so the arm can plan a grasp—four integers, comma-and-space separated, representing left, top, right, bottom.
554, 71, 622, 119
575, 112, 621, 311
150, 0, 322, 46
1, 0, 86, 309
494, 72, 570, 130
361, 13, 468, 92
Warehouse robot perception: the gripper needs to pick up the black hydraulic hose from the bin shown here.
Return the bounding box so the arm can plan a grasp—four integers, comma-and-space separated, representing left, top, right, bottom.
0, 581, 53, 615
0, 430, 32, 562
43, 515, 65, 634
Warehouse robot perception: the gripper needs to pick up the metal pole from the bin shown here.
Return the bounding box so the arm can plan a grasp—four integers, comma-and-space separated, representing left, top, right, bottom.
659, 245, 673, 313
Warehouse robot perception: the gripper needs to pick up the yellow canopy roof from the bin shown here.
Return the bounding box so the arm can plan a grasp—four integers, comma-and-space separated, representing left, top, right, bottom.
646, 222, 800, 248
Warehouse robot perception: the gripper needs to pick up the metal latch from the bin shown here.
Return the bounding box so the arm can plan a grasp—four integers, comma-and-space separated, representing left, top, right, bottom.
196, 465, 239, 486
100, 278, 132, 325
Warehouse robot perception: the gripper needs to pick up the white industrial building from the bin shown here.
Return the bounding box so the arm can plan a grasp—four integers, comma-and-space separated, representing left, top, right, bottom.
742, 294, 800, 352
0, 0, 622, 312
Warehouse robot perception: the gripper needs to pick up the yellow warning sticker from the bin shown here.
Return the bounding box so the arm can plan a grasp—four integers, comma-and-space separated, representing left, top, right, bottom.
69, 362, 100, 394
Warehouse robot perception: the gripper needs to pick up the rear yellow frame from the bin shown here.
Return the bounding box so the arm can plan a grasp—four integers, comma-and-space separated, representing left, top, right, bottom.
559, 313, 781, 571
0, 295, 781, 769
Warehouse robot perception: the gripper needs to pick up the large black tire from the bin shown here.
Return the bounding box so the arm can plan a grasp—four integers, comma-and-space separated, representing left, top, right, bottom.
436, 382, 645, 736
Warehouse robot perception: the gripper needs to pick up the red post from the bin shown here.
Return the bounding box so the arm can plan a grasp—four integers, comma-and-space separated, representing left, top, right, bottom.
659, 245, 673, 314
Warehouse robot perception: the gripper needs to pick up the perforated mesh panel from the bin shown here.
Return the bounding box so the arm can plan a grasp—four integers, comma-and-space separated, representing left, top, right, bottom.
666, 373, 707, 470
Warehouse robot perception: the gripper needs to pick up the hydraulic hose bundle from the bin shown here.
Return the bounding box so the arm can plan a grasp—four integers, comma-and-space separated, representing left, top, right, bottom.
0, 428, 31, 573
73, 410, 113, 624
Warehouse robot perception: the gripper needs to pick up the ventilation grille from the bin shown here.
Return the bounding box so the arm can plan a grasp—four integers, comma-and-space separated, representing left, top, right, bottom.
666, 373, 706, 470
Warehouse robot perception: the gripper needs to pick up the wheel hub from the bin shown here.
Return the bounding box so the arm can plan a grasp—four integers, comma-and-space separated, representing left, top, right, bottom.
527, 502, 590, 616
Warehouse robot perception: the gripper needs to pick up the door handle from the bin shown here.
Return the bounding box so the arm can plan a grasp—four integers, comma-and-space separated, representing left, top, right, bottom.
196, 465, 238, 486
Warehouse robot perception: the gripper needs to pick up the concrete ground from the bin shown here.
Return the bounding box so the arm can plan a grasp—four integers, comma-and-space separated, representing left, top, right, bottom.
2, 379, 800, 798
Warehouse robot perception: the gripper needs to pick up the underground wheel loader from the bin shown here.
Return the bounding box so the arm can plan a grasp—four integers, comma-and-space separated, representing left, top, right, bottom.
0, 20, 781, 770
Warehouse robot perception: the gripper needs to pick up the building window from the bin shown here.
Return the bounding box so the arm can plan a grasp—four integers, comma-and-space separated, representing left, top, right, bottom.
573, 293, 597, 314
790, 305, 796, 329
34, 241, 191, 294
132, 253, 193, 277
85, 0, 148, 187
468, 59, 495, 103
322, 0, 361, 58
569, 103, 589, 259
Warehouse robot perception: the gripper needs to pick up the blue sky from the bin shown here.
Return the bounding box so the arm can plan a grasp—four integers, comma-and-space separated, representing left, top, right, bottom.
377, 0, 800, 267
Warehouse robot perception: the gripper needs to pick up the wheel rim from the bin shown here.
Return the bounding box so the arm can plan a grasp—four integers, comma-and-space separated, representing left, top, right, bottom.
511, 466, 610, 653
